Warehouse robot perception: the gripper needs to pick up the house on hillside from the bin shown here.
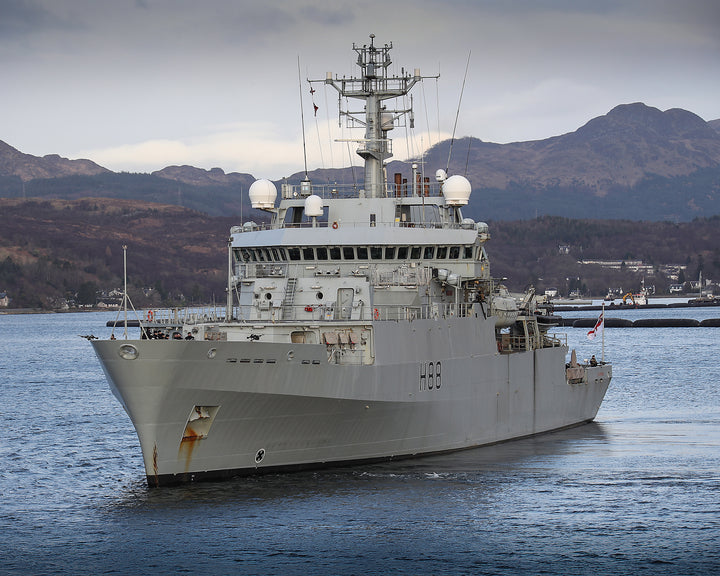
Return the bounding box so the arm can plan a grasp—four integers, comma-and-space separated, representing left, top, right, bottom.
0, 291, 9, 307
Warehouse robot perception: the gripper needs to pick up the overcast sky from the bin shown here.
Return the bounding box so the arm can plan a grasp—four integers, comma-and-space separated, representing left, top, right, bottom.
2, 0, 719, 179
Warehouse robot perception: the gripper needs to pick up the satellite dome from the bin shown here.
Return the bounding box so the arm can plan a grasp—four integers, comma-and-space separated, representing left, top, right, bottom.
248, 179, 277, 209
304, 194, 323, 217
442, 174, 471, 206
435, 169, 447, 182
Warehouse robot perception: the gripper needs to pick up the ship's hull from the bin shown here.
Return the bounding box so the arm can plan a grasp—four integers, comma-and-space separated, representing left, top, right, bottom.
92, 316, 611, 486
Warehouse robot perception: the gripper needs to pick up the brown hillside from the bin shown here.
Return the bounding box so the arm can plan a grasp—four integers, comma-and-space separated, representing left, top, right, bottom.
0, 198, 234, 308
1, 198, 719, 309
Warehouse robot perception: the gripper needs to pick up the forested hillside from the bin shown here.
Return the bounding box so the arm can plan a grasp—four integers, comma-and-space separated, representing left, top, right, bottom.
1, 199, 717, 309
0, 199, 238, 309
488, 216, 719, 296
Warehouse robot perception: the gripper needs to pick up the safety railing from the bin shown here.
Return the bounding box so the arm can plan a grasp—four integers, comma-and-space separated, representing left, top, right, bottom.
230, 302, 474, 323
231, 219, 478, 233
280, 181, 445, 200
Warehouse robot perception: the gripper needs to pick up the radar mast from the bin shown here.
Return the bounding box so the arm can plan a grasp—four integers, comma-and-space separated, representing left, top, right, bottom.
315, 34, 437, 198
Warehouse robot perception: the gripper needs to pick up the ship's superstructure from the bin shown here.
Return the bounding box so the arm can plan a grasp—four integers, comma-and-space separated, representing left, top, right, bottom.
92, 36, 611, 486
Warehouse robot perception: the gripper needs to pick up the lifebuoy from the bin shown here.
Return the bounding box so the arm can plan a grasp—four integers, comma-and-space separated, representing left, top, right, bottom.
147, 310, 154, 322
373, 308, 380, 321
332, 221, 338, 229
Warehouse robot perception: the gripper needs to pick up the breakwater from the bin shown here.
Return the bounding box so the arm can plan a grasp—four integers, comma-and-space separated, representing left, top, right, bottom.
562, 317, 720, 328
553, 300, 720, 313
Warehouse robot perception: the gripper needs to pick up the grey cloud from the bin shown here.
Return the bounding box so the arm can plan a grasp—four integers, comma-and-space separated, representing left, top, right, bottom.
0, 0, 77, 36
299, 4, 355, 26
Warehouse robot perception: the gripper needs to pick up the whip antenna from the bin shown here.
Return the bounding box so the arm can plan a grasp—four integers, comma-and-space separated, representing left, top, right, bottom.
446, 50, 471, 175
297, 55, 309, 179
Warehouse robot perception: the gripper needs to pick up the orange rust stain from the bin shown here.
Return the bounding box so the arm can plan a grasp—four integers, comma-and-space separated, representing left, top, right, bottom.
179, 437, 199, 473
179, 423, 205, 472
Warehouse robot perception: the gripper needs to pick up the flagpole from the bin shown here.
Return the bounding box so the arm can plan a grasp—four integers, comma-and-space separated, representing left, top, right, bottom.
601, 301, 605, 364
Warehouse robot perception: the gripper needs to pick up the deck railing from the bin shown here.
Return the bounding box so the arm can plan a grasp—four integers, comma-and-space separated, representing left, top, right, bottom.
142, 302, 479, 326
232, 219, 482, 233
280, 181, 445, 200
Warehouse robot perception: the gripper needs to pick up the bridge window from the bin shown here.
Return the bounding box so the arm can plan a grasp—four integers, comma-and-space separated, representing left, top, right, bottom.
396, 205, 441, 225
410, 246, 422, 259
424, 246, 435, 259
357, 246, 368, 259
463, 246, 474, 259
288, 247, 301, 261
437, 246, 447, 259
384, 246, 395, 259
329, 247, 341, 260
370, 246, 383, 259
449, 246, 460, 259
397, 246, 408, 259
317, 247, 328, 260
302, 247, 314, 260
343, 246, 355, 260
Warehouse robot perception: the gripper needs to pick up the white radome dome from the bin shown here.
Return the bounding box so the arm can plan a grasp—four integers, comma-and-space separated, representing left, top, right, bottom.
442, 174, 471, 206
248, 179, 278, 209
304, 194, 323, 217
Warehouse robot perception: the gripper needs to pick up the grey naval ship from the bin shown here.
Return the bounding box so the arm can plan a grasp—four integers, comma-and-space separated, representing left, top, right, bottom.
92, 36, 611, 486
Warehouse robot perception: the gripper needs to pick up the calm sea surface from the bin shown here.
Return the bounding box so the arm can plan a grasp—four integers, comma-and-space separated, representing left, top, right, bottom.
1, 307, 719, 575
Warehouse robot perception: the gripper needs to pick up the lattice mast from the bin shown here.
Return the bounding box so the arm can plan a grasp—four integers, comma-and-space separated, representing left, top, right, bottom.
316, 34, 436, 198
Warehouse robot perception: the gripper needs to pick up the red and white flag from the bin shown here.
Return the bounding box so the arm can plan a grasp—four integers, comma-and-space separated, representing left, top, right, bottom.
587, 311, 604, 340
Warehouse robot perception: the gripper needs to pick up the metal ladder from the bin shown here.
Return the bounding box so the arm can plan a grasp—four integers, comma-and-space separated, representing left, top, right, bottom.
281, 278, 297, 320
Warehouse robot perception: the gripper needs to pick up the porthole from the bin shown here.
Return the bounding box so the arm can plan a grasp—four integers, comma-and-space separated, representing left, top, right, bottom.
118, 344, 139, 360
316, 291, 324, 300
265, 292, 273, 300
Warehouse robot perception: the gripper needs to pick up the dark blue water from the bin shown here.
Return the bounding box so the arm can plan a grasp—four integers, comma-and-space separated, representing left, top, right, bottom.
1, 310, 719, 575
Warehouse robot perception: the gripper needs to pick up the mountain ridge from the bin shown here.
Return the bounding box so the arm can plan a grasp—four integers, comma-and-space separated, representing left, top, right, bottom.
0, 140, 109, 181
2, 102, 720, 221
